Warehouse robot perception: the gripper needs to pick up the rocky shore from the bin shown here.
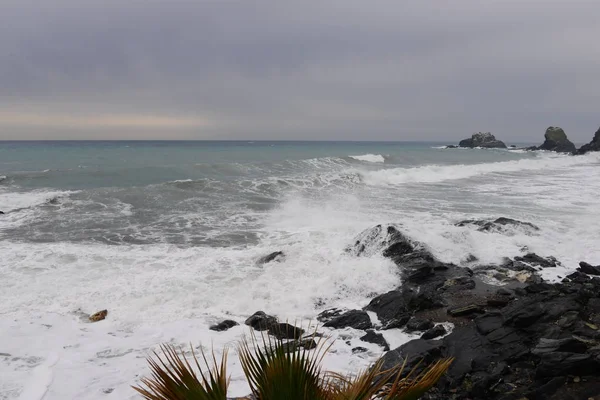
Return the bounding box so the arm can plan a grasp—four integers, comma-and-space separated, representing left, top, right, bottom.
214, 221, 600, 399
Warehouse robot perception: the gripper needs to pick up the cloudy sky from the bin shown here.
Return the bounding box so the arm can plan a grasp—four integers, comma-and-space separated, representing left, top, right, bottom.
1, 0, 599, 141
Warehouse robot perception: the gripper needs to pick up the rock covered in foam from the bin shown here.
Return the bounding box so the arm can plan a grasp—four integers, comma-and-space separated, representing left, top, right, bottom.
576, 126, 600, 155
256, 251, 285, 265
458, 132, 507, 149
209, 319, 239, 332
455, 217, 539, 234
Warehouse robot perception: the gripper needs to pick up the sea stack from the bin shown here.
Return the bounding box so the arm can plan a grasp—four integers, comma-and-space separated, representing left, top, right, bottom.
575, 126, 600, 155
536, 126, 576, 153
458, 132, 507, 149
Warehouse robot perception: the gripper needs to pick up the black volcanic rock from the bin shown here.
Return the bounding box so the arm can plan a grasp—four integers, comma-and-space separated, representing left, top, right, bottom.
209, 319, 239, 332
268, 322, 305, 340
245, 311, 277, 331
576, 126, 600, 154
257, 251, 285, 264
323, 310, 372, 330
421, 325, 447, 340
536, 126, 576, 153
459, 132, 507, 149
578, 261, 600, 276
456, 217, 539, 234
360, 329, 390, 351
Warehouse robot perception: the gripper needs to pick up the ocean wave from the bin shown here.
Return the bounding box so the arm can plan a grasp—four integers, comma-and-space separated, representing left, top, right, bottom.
349, 154, 385, 163
0, 189, 76, 213
362, 152, 599, 185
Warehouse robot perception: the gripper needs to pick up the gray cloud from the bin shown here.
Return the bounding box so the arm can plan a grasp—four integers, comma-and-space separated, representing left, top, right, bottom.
1, 0, 599, 141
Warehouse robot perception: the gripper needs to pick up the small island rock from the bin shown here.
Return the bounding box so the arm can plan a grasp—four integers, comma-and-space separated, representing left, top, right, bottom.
459, 132, 507, 149
537, 126, 576, 153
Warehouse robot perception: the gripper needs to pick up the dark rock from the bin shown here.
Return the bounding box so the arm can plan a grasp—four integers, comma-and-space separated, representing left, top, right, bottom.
578, 261, 600, 276
448, 304, 484, 317
475, 312, 504, 335
282, 338, 319, 353
323, 310, 372, 330
446, 145, 459, 149
405, 318, 435, 332
440, 276, 476, 292
209, 319, 239, 332
575, 126, 600, 155
364, 290, 408, 326
245, 311, 277, 331
459, 132, 507, 149
456, 217, 539, 233
316, 308, 344, 323
381, 315, 411, 330
268, 323, 305, 340
360, 329, 390, 351
0, 211, 4, 214
536, 352, 596, 377
256, 251, 284, 264
531, 337, 588, 354
536, 126, 576, 153
352, 346, 368, 354
514, 253, 560, 269
421, 325, 447, 339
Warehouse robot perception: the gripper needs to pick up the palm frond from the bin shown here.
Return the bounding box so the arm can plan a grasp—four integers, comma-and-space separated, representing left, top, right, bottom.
382, 357, 454, 400
238, 330, 332, 400
324, 359, 398, 400
132, 344, 228, 400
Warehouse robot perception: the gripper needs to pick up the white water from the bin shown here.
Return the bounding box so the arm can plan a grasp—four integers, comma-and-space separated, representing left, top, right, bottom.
349, 154, 385, 163
1, 151, 600, 399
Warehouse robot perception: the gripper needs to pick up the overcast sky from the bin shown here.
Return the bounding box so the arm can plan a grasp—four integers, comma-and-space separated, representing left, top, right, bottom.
1, 0, 599, 141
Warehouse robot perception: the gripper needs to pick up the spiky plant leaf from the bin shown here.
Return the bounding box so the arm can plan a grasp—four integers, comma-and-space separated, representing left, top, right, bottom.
382, 357, 454, 400
132, 344, 228, 400
324, 359, 398, 400
239, 330, 331, 400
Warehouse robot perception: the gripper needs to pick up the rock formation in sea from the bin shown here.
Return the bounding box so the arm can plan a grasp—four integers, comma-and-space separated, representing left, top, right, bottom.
530, 126, 576, 153
459, 132, 507, 149
576, 126, 600, 155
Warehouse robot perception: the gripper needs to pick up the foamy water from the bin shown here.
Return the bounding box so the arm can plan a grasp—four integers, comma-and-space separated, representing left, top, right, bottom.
1, 141, 599, 399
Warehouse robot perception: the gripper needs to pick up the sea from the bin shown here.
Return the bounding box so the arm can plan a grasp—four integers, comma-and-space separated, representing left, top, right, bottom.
1, 140, 599, 399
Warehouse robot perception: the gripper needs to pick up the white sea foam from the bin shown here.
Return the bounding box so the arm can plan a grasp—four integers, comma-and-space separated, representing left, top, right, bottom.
349, 154, 385, 163
362, 152, 599, 185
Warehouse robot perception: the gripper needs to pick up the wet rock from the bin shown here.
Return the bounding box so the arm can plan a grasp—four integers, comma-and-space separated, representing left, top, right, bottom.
536, 126, 576, 153
360, 329, 390, 351
256, 251, 284, 264
209, 320, 239, 332
459, 132, 507, 149
316, 308, 344, 323
575, 126, 600, 155
267, 323, 305, 340
578, 261, 600, 276
323, 310, 372, 330
0, 211, 4, 214
456, 217, 539, 233
421, 325, 447, 340
536, 352, 596, 378
352, 346, 368, 354
446, 145, 459, 149
514, 253, 560, 269
364, 290, 409, 326
282, 338, 318, 353
448, 304, 484, 317
405, 318, 435, 332
89, 309, 107, 322
245, 311, 277, 331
